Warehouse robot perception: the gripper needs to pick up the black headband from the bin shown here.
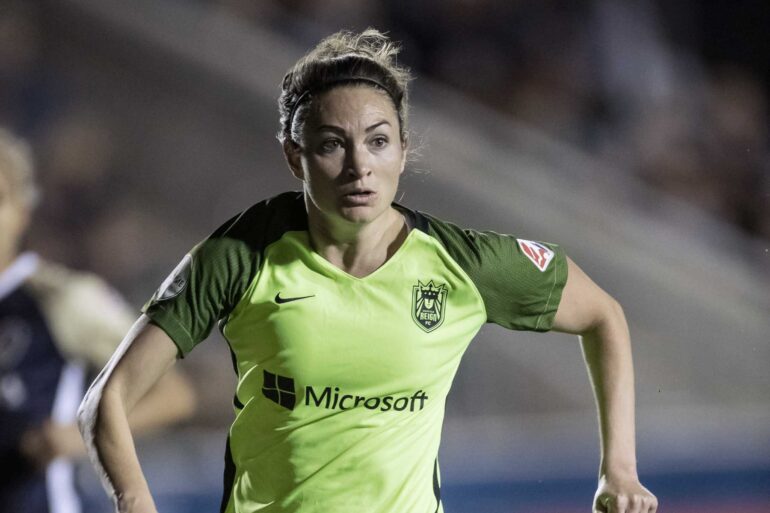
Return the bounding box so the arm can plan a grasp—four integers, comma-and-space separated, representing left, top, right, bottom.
287, 76, 401, 135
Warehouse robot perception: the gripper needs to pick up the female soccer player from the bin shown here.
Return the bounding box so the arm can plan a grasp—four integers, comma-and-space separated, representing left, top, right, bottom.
79, 29, 657, 513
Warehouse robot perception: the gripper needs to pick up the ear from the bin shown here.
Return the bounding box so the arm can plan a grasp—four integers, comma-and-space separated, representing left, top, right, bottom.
399, 137, 409, 175
282, 140, 304, 181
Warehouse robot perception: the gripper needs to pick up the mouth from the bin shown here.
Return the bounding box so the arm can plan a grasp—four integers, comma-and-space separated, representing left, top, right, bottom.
341, 188, 377, 205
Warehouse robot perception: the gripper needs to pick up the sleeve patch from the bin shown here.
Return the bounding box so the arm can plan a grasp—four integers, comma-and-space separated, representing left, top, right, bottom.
153, 254, 192, 302
517, 239, 555, 272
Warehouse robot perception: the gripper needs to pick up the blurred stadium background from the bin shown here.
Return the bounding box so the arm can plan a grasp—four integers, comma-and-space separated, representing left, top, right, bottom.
2, 0, 769, 511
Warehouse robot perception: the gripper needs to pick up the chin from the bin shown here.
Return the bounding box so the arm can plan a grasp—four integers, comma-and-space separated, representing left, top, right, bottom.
337, 205, 379, 224
308, 191, 392, 227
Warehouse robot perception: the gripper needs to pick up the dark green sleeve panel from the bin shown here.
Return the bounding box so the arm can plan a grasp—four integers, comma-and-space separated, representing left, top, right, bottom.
143, 236, 258, 356
421, 213, 568, 332
142, 192, 307, 356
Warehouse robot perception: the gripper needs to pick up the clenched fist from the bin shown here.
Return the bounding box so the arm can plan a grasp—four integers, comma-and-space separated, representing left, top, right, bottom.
593, 473, 658, 513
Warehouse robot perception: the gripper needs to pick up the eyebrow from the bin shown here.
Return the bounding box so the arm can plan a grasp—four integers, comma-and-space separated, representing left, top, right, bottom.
317, 120, 391, 134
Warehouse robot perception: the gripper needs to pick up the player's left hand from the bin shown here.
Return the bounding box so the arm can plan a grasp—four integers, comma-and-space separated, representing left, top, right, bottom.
20, 420, 86, 469
593, 473, 658, 513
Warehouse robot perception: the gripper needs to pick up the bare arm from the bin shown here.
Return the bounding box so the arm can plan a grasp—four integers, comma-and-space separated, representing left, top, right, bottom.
78, 315, 186, 513
21, 364, 194, 469
552, 258, 657, 513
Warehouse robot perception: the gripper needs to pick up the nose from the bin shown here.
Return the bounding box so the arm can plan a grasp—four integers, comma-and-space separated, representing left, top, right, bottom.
344, 143, 372, 179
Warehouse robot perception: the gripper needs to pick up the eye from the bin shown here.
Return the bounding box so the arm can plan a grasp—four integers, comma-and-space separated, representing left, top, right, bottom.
370, 135, 389, 149
320, 139, 342, 153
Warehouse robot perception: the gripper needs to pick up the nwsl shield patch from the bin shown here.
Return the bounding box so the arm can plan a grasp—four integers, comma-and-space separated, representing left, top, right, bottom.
412, 280, 448, 333
154, 253, 192, 301
517, 239, 555, 272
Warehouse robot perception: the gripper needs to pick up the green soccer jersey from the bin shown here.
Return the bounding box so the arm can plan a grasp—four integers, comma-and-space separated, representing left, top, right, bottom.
143, 192, 567, 513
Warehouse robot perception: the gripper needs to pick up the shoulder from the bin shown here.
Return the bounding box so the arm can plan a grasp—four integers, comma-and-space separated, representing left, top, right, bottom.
401, 207, 505, 269
144, 192, 307, 333
25, 259, 135, 365
185, 191, 308, 280
398, 206, 568, 331
402, 206, 563, 273
26, 259, 118, 305
414, 210, 480, 257
209, 191, 307, 251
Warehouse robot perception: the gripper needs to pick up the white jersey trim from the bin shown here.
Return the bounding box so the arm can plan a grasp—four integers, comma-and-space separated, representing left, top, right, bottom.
46, 362, 86, 513
0, 252, 39, 301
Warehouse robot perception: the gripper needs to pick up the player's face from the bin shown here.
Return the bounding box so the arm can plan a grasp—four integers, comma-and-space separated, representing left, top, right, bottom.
286, 85, 406, 227
0, 171, 30, 267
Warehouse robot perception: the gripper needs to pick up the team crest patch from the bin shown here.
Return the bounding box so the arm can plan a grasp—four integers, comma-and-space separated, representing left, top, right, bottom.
517, 239, 555, 272
412, 280, 448, 333
154, 254, 192, 301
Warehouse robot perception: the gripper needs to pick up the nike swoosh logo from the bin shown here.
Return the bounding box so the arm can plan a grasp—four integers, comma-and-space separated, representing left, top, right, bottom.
275, 293, 315, 304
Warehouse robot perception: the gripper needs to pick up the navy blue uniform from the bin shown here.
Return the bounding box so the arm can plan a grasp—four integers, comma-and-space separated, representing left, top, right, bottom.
0, 253, 133, 513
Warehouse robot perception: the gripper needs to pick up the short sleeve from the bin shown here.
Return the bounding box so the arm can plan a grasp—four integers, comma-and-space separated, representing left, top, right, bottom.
423, 214, 568, 332
141, 193, 307, 356
26, 261, 136, 368
467, 232, 567, 331
142, 223, 259, 357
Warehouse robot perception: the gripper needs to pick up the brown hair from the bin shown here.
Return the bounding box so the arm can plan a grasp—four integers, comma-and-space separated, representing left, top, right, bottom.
278, 28, 412, 144
0, 128, 39, 209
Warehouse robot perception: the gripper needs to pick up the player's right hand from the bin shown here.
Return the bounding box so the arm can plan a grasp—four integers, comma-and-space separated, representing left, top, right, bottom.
593, 473, 658, 513
115, 492, 160, 513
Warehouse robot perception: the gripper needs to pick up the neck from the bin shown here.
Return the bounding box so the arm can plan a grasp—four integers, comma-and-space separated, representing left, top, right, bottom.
307, 206, 408, 278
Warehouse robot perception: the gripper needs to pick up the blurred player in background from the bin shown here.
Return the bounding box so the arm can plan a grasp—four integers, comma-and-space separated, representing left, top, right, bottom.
79, 30, 656, 513
0, 127, 195, 513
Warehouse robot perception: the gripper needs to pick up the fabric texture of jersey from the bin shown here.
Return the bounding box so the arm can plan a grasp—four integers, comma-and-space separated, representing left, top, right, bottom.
143, 191, 568, 513
0, 253, 134, 513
